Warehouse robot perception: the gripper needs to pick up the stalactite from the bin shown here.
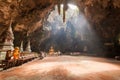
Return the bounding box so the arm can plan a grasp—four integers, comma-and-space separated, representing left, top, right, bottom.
57, 0, 62, 15
57, 3, 61, 15
63, 0, 68, 22
63, 1, 65, 22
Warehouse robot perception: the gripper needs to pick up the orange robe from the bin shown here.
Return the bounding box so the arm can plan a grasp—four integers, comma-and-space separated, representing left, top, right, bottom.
13, 50, 20, 60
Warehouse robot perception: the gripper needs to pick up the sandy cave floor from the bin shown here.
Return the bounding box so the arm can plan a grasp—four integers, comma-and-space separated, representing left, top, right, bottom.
0, 55, 120, 80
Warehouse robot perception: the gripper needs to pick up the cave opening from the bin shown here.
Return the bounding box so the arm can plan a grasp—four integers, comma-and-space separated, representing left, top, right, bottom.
38, 4, 103, 55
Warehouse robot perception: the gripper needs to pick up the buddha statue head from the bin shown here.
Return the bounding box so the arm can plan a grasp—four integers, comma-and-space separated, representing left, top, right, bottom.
14, 47, 19, 51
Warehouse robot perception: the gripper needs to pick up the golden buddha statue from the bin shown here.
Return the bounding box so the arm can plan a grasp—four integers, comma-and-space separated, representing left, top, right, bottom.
49, 46, 54, 55
13, 47, 20, 60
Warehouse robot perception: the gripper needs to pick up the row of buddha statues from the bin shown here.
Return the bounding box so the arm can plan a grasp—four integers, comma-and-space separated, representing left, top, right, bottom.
5, 45, 60, 61
5, 46, 32, 61
5, 47, 20, 60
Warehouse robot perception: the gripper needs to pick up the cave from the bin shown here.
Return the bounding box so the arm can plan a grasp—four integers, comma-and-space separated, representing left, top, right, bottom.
0, 0, 119, 57
0, 0, 120, 80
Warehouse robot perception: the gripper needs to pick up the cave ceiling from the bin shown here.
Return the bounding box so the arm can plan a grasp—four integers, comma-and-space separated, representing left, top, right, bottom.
0, 0, 120, 40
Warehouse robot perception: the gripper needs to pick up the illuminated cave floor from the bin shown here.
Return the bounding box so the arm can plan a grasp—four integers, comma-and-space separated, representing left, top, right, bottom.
0, 56, 120, 80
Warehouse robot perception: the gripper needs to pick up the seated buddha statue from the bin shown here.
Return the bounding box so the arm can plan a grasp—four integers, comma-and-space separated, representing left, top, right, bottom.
13, 47, 20, 60
49, 46, 54, 55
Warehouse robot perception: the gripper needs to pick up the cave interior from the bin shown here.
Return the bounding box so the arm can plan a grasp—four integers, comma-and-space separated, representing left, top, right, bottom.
0, 0, 120, 58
